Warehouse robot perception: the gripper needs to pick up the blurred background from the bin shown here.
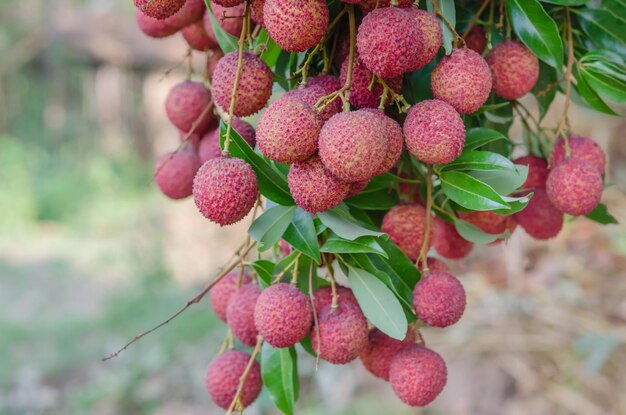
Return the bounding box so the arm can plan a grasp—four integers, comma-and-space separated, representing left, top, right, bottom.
1, 1, 626, 414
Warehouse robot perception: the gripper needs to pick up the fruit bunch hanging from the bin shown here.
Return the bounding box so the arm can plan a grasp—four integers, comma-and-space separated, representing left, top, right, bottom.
119, 0, 624, 412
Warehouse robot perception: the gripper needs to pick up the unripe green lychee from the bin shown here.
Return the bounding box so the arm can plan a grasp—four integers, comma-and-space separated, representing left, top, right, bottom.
311, 301, 369, 365
198, 119, 256, 164
154, 149, 201, 200
182, 19, 217, 51
288, 155, 350, 213
165, 0, 205, 29
212, 51, 273, 117
389, 346, 447, 407
546, 158, 603, 216
432, 217, 473, 259
549, 135, 606, 175
413, 271, 466, 327
458, 211, 507, 235
254, 283, 313, 348
193, 157, 258, 225
431, 48, 492, 114
486, 40, 539, 100
403, 99, 465, 165
419, 257, 451, 274
286, 84, 341, 122
205, 350, 262, 409
209, 2, 245, 36
361, 109, 403, 175
135, 0, 185, 20
464, 25, 486, 54
136, 10, 178, 38
405, 9, 442, 71
257, 96, 322, 163
263, 0, 329, 52
514, 155, 549, 190
209, 271, 252, 322
165, 81, 214, 134
360, 328, 416, 381
226, 283, 261, 346
340, 56, 403, 109
318, 110, 386, 182
313, 286, 358, 311
381, 204, 429, 262
514, 189, 563, 240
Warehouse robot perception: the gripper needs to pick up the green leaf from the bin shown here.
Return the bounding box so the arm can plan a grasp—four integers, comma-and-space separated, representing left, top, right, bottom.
586, 203, 619, 224
469, 165, 529, 195
508, 0, 564, 71
204, 1, 239, 54
282, 208, 321, 264
532, 61, 558, 119
580, 66, 626, 103
345, 188, 398, 210
440, 171, 510, 211
454, 219, 501, 244
576, 5, 626, 57
427, 0, 456, 55
464, 128, 510, 151
220, 122, 295, 206
348, 267, 408, 340
321, 234, 388, 258
261, 344, 299, 415
248, 205, 297, 251
317, 208, 385, 241
442, 151, 516, 172
251, 260, 275, 289
575, 70, 619, 115
540, 0, 589, 4
492, 193, 534, 215
256, 30, 282, 67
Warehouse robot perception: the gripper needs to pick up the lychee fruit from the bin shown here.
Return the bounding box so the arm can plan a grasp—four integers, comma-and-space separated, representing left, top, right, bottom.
254, 283, 313, 348
285, 84, 341, 122
179, 129, 204, 149
212, 51, 273, 117
381, 204, 429, 262
413, 271, 466, 327
486, 40, 539, 100
209, 2, 245, 37
546, 158, 603, 216
212, 0, 244, 6
165, 0, 206, 29
198, 119, 256, 163
389, 345, 447, 406
359, 0, 413, 14
549, 135, 606, 175
464, 25, 486, 54
347, 180, 370, 197
257, 96, 322, 163
226, 283, 261, 346
165, 81, 214, 133
154, 149, 201, 200
288, 155, 350, 213
206, 49, 225, 78
307, 74, 341, 94
419, 257, 451, 274
193, 156, 258, 225
313, 285, 358, 311
279, 239, 292, 256
361, 108, 403, 175
136, 10, 178, 38
135, 0, 186, 20
357, 7, 421, 78
311, 301, 369, 364
514, 154, 549, 190
514, 189, 563, 240
360, 328, 416, 381
251, 0, 265, 26
263, 0, 329, 52
403, 99, 466, 165
432, 217, 474, 259
318, 110, 386, 182
405, 9, 442, 71
205, 350, 262, 409
431, 48, 492, 114
182, 19, 217, 51
340, 56, 403, 109
209, 271, 253, 322
458, 210, 507, 235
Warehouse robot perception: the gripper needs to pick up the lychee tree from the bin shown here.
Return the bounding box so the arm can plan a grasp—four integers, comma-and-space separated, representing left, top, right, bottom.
111, 0, 624, 412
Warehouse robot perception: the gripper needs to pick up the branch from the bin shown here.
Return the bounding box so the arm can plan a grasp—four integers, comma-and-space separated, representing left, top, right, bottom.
461, 0, 490, 39
417, 166, 434, 272
555, 7, 574, 157
225, 335, 264, 415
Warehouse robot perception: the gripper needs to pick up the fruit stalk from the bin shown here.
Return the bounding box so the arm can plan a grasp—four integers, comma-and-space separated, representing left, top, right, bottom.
417, 165, 434, 272
556, 7, 574, 158
225, 335, 264, 415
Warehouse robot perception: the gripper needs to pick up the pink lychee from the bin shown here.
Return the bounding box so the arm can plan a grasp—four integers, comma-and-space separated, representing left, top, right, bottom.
154, 149, 201, 200
288, 155, 350, 213
413, 271, 466, 327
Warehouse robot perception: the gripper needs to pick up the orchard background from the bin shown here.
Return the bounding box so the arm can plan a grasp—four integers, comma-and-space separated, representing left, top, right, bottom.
2, 0, 626, 414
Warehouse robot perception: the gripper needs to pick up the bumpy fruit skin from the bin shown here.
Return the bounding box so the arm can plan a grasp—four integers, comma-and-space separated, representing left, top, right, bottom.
464, 25, 486, 54
389, 346, 447, 407
165, 81, 214, 133
405, 9, 442, 71
193, 157, 258, 225
514, 155, 549, 189
210, 2, 245, 37
226, 283, 261, 346
206, 49, 225, 78
212, 0, 244, 6
254, 283, 313, 348
359, 0, 413, 13
251, 0, 265, 26
486, 40, 539, 100
341, 56, 403, 109
154, 149, 201, 200
312, 302, 369, 364
182, 19, 217, 51
198, 119, 256, 163
357, 7, 421, 78
514, 189, 563, 240
135, 0, 186, 20
347, 180, 369, 197
381, 205, 429, 262
288, 155, 350, 213
313, 286, 358, 311
432, 217, 473, 259
136, 10, 179, 38
458, 211, 507, 235
286, 84, 340, 122
318, 110, 386, 182
212, 51, 273, 117
549, 135, 606, 176
404, 99, 465, 165
546, 158, 603, 216
307, 74, 341, 93
210, 271, 252, 322
360, 328, 416, 381
263, 0, 329, 52
361, 109, 403, 175
431, 48, 492, 114
165, 0, 206, 29
205, 350, 262, 409
413, 271, 466, 328
257, 97, 322, 163
420, 257, 451, 274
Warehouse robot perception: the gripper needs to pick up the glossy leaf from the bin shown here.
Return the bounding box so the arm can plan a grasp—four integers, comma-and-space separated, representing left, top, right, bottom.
317, 208, 385, 241
321, 234, 388, 258
261, 344, 299, 415
248, 205, 297, 251
575, 70, 619, 115
441, 151, 516, 172
540, 0, 589, 4
580, 65, 626, 103
440, 171, 510, 211
282, 208, 321, 264
586, 203, 619, 224
345, 188, 397, 210
427, 0, 456, 55
576, 5, 626, 57
463, 128, 510, 151
251, 260, 275, 289
469, 165, 529, 195
454, 219, 502, 244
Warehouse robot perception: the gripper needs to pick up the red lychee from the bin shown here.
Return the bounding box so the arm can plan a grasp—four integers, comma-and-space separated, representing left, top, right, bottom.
251, 0, 265, 26
288, 155, 350, 213
405, 9, 442, 71
431, 48, 492, 114
403, 99, 465, 165
361, 108, 403, 175
514, 189, 563, 240
432, 217, 473, 259
347, 180, 370, 197
182, 19, 217, 51
389, 346, 447, 406
464, 25, 486, 54
254, 283, 313, 348
212, 0, 244, 6
212, 51, 273, 117
135, 0, 186, 20
165, 81, 214, 134
419, 257, 451, 274
313, 285, 358, 311
154, 149, 201, 200
486, 40, 539, 100
549, 135, 606, 176
205, 350, 262, 409
514, 154, 549, 190
340, 56, 403, 109
226, 283, 261, 346
165, 0, 206, 29
546, 158, 603, 216
263, 0, 329, 52
209, 2, 245, 37
359, 0, 413, 14
307, 74, 341, 94
136, 10, 178, 38
360, 328, 416, 381
206, 49, 225, 78
209, 271, 253, 322
198, 119, 256, 164
381, 204, 429, 262
193, 156, 258, 225
413, 271, 466, 328
285, 84, 341, 122
458, 210, 507, 235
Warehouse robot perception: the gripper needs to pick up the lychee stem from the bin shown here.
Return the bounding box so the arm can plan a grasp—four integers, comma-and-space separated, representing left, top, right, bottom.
185, 47, 193, 79
417, 165, 434, 272
431, 0, 465, 48
225, 335, 264, 415
461, 0, 490, 40
307, 263, 321, 370
325, 254, 339, 310
556, 7, 574, 159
